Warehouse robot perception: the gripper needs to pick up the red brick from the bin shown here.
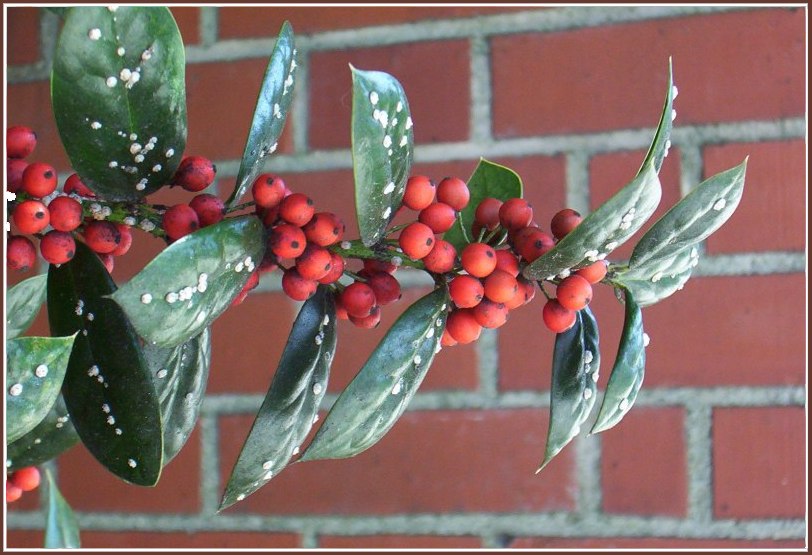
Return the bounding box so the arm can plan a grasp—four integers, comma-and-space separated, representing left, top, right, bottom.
219, 7, 542, 39
7, 7, 40, 65
509, 537, 806, 549
713, 407, 805, 519
7, 81, 71, 171
320, 535, 482, 549
309, 41, 470, 150
703, 140, 806, 253
4, 529, 302, 549
169, 7, 200, 45
602, 407, 687, 516
497, 290, 556, 391
219, 409, 574, 515
57, 427, 201, 513
492, 10, 805, 138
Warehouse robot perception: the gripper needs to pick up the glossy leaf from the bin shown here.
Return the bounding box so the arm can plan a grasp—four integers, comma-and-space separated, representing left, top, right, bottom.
144, 328, 211, 464
48, 241, 162, 486
110, 216, 266, 348
629, 158, 747, 270
301, 287, 448, 461
51, 6, 186, 201
6, 335, 76, 443
44, 469, 81, 549
226, 21, 296, 207
351, 67, 415, 246
614, 247, 695, 307
6, 273, 47, 339
592, 289, 645, 433
523, 162, 661, 281
443, 158, 524, 251
538, 307, 599, 471
7, 395, 80, 471
638, 58, 675, 176
220, 287, 336, 510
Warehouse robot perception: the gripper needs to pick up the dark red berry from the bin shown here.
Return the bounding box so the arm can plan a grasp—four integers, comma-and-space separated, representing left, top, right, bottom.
542, 299, 576, 333
303, 212, 345, 246
318, 252, 345, 284
251, 173, 287, 208
279, 193, 315, 227
349, 305, 382, 329
6, 126, 37, 159
21, 162, 57, 198
162, 204, 199, 241
7, 235, 37, 271
449, 274, 484, 308
474, 197, 503, 231
48, 196, 83, 232
550, 208, 583, 240
83, 220, 121, 254
365, 271, 401, 306
281, 268, 318, 301
363, 259, 397, 274
472, 299, 509, 329
422, 239, 457, 274
398, 222, 435, 260
172, 156, 217, 192
498, 198, 534, 230
12, 199, 50, 234
446, 309, 482, 344
296, 243, 333, 281
556, 274, 593, 310
436, 177, 470, 211
460, 242, 497, 278
7, 159, 27, 193
110, 224, 133, 256
268, 223, 307, 259
62, 174, 95, 197
39, 230, 76, 265
418, 202, 456, 233
402, 175, 436, 210
189, 194, 226, 227
576, 260, 608, 284
340, 282, 376, 318
98, 253, 115, 274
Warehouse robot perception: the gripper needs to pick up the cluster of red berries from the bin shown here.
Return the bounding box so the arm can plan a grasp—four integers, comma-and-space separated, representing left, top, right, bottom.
162, 155, 221, 241
5, 466, 40, 504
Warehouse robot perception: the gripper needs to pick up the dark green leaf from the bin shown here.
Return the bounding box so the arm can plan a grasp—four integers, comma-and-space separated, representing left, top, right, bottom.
51, 6, 186, 201
614, 247, 695, 307
44, 469, 81, 549
523, 162, 661, 281
44, 7, 70, 18
220, 287, 336, 510
110, 216, 266, 348
7, 395, 80, 471
144, 328, 211, 465
538, 307, 599, 471
301, 287, 448, 461
629, 158, 747, 270
591, 289, 645, 434
638, 58, 675, 176
351, 67, 415, 246
443, 158, 524, 251
226, 21, 296, 207
48, 241, 162, 486
6, 273, 48, 339
6, 335, 76, 443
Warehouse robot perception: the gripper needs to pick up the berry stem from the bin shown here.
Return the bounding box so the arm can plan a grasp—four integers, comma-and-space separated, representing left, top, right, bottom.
226, 200, 256, 214
328, 239, 425, 270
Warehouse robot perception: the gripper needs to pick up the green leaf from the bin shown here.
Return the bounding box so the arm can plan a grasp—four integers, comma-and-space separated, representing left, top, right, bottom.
614, 247, 695, 307
591, 289, 645, 434
443, 158, 524, 251
48, 241, 162, 486
226, 21, 296, 208
110, 216, 266, 348
7, 395, 80, 471
51, 6, 186, 201
638, 58, 675, 176
351, 66, 415, 246
220, 287, 336, 510
301, 287, 448, 461
6, 273, 48, 339
44, 469, 81, 549
538, 307, 599, 471
6, 335, 76, 443
629, 158, 747, 270
523, 162, 662, 281
44, 7, 70, 18
144, 328, 211, 465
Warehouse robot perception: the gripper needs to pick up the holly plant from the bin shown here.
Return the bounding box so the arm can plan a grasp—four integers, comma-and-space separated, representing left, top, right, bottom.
5, 7, 746, 548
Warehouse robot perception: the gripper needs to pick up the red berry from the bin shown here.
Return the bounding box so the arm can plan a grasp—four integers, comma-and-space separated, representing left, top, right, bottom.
6, 482, 23, 503
172, 156, 216, 192
62, 173, 95, 197
189, 194, 225, 227
279, 193, 315, 227
6, 126, 37, 159
365, 271, 401, 305
231, 290, 249, 307
7, 235, 37, 271
398, 222, 435, 260
446, 309, 482, 344
162, 204, 199, 241
318, 252, 345, 284
422, 239, 457, 274
556, 274, 593, 310
281, 268, 318, 301
83, 220, 122, 254
303, 212, 345, 246
449, 274, 484, 308
542, 299, 576, 333
240, 270, 260, 295
12, 199, 50, 234
7, 159, 27, 193
110, 224, 133, 256
295, 243, 333, 281
251, 173, 287, 208
498, 198, 534, 231
483, 269, 519, 303
349, 305, 382, 329
550, 208, 583, 240
39, 230, 76, 265
513, 226, 555, 263
505, 277, 536, 310
98, 253, 115, 274
474, 197, 503, 230
268, 223, 307, 259
258, 205, 281, 227
47, 196, 83, 232
472, 299, 509, 329
363, 259, 397, 274
10, 466, 40, 492
576, 260, 608, 284
340, 281, 376, 318
21, 162, 57, 198
402, 175, 436, 210
494, 249, 520, 277
460, 242, 497, 278
418, 202, 456, 233
436, 177, 470, 211
440, 328, 457, 347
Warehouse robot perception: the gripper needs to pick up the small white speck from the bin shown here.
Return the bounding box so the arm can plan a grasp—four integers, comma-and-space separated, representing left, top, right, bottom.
557, 268, 571, 279
584, 250, 599, 261
237, 494, 246, 501
413, 355, 422, 365
263, 471, 273, 480
134, 154, 144, 164
671, 109, 677, 121
235, 262, 244, 273
125, 70, 140, 89
426, 328, 435, 339
157, 368, 168, 379
712, 198, 726, 211
102, 404, 110, 413
292, 446, 300, 456
584, 350, 593, 364
387, 149, 394, 156
140, 293, 153, 304
399, 136, 408, 147
382, 207, 392, 219
671, 84, 679, 98
369, 91, 379, 105
56, 422, 64, 428
140, 219, 155, 232
313, 414, 319, 424
690, 247, 699, 259
435, 343, 442, 354
165, 148, 175, 158
115, 428, 122, 435
75, 300, 85, 315
396, 101, 403, 112
392, 380, 403, 395
165, 292, 179, 304
651, 272, 663, 283
405, 117, 413, 130
583, 389, 593, 400
596, 253, 607, 261
391, 256, 403, 267
643, 333, 651, 347
135, 180, 147, 191
88, 365, 100, 377
91, 121, 102, 130
119, 68, 132, 82
106, 77, 117, 87
152, 164, 162, 172
141, 48, 152, 61
619, 221, 632, 231
117, 46, 126, 56
197, 282, 208, 293
88, 28, 101, 40
107, 415, 116, 425
33, 438, 41, 444
109, 161, 118, 168
605, 241, 618, 251
35, 364, 49, 378
340, 241, 352, 250
9, 383, 23, 396
314, 335, 323, 346
312, 383, 323, 395
619, 398, 630, 411
383, 135, 392, 148
262, 460, 274, 470
127, 458, 137, 468
130, 143, 142, 155
273, 103, 281, 119
6, 191, 16, 202
436, 318, 443, 327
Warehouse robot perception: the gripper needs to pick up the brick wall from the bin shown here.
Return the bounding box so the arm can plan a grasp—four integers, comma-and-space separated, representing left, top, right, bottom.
5, 6, 806, 549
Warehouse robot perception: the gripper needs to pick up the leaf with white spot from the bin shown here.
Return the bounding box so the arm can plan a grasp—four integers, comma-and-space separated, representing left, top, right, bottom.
7, 395, 80, 471
443, 158, 523, 251
351, 67, 415, 246
48, 241, 162, 486
613, 247, 694, 307
7, 273, 47, 339
301, 287, 447, 461
638, 58, 675, 176
52, 6, 186, 201
144, 328, 211, 465
220, 287, 336, 510
44, 469, 81, 549
5, 335, 76, 443
110, 216, 266, 348
538, 307, 599, 471
592, 289, 645, 434
629, 158, 747, 270
523, 162, 661, 281
226, 21, 296, 208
